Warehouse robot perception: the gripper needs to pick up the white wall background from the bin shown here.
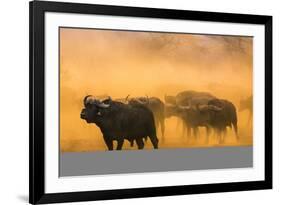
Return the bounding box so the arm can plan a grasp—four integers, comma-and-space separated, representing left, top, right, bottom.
0, 0, 279, 204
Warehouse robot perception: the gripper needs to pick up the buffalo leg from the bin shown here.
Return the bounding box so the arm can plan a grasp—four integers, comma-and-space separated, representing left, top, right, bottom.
176, 118, 181, 130
217, 129, 222, 144
103, 136, 113, 150
116, 139, 124, 150
232, 123, 239, 141
155, 118, 160, 131
160, 118, 165, 142
218, 127, 226, 144
186, 125, 191, 141
136, 138, 144, 149
214, 128, 220, 143
193, 127, 199, 140
182, 120, 186, 138
221, 127, 227, 143
149, 135, 158, 149
205, 126, 211, 144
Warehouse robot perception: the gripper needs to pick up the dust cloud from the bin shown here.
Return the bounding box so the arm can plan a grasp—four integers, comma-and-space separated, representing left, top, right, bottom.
60, 28, 253, 152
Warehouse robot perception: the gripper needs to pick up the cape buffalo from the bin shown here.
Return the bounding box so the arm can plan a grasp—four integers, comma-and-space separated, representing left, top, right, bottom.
80, 95, 158, 150
164, 90, 217, 138
206, 99, 238, 142
176, 90, 216, 106
192, 99, 238, 143
165, 104, 211, 142
239, 95, 253, 125
128, 96, 165, 141
165, 98, 238, 144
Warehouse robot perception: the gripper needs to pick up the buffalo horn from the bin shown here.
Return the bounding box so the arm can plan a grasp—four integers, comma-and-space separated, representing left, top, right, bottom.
197, 104, 209, 111
83, 95, 93, 106
97, 102, 110, 108
210, 105, 222, 111
125, 94, 130, 102
146, 95, 149, 105
209, 105, 222, 111
179, 105, 191, 110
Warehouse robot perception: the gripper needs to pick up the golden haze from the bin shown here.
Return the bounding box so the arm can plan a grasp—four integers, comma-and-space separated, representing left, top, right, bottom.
60, 28, 253, 152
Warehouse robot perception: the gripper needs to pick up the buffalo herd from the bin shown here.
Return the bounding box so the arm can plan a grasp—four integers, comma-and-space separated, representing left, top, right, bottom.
80, 90, 243, 151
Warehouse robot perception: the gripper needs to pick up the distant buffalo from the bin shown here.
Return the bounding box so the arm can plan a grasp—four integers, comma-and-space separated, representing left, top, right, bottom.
177, 91, 216, 106
239, 95, 253, 125
165, 97, 238, 143
165, 104, 211, 142
80, 95, 158, 150
206, 99, 238, 142
128, 96, 165, 141
165, 90, 217, 138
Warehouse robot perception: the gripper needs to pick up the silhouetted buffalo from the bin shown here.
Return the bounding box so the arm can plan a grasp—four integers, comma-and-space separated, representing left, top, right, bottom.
239, 95, 253, 125
80, 95, 158, 150
128, 96, 165, 141
165, 104, 211, 142
177, 91, 216, 106
165, 98, 238, 144
165, 90, 216, 107
205, 99, 238, 142
165, 90, 216, 138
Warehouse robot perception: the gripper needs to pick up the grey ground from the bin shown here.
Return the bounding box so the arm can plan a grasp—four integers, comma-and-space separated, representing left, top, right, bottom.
60, 146, 253, 176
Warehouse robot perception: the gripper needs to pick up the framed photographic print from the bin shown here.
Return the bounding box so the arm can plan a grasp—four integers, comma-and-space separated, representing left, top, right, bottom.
29, 0, 272, 204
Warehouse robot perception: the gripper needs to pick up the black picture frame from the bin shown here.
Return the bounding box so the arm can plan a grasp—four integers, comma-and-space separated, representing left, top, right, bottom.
29, 0, 272, 204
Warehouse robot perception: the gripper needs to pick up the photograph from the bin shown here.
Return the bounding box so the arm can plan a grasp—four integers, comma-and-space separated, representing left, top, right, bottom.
29, 1, 272, 203
59, 27, 253, 176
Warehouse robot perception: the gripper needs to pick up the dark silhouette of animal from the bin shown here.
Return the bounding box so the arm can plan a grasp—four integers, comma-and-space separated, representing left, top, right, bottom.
128, 96, 166, 142
80, 95, 158, 150
165, 90, 216, 138
239, 95, 253, 125
201, 99, 239, 143
165, 98, 238, 144
175, 90, 216, 106
165, 104, 211, 142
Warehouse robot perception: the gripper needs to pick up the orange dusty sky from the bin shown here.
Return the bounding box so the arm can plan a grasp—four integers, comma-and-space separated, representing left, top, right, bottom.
59, 27, 253, 152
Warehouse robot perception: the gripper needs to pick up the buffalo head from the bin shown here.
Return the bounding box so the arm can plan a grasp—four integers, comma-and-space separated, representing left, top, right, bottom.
164, 95, 176, 105
128, 96, 149, 106
80, 95, 111, 123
